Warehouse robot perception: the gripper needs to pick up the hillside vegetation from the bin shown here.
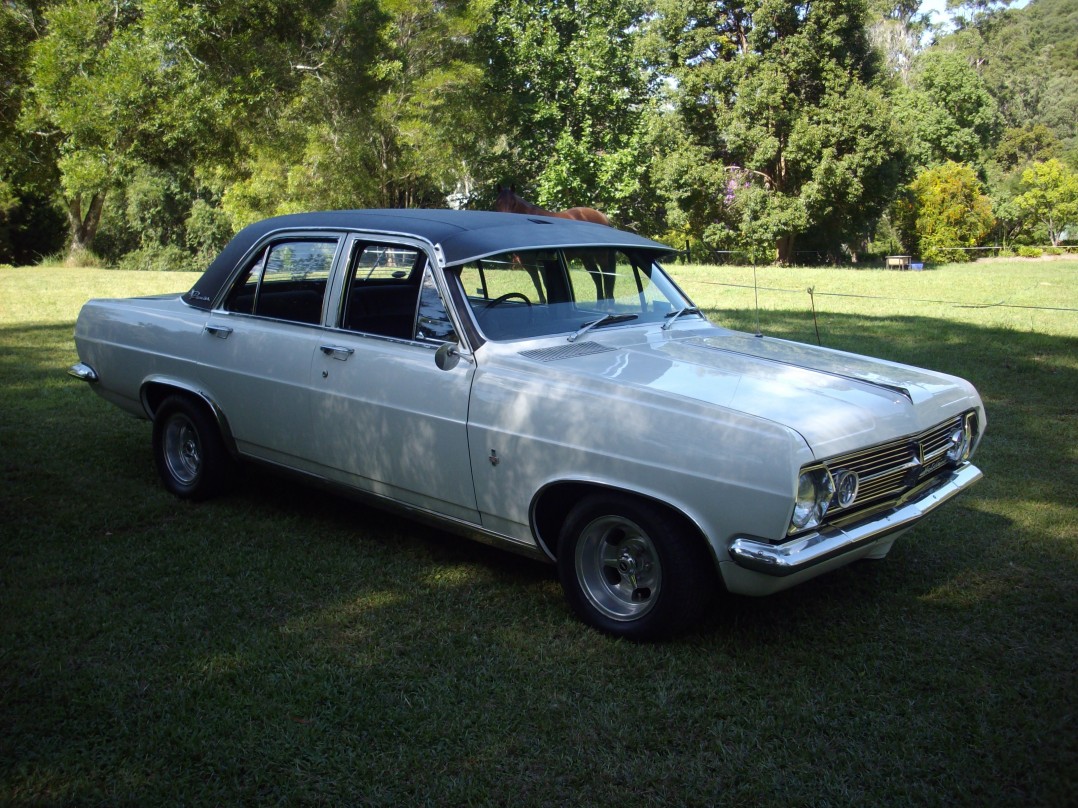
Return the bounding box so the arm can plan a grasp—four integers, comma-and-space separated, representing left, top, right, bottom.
0, 0, 1075, 267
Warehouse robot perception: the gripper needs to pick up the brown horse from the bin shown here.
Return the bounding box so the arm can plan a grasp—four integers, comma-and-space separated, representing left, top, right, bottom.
494, 187, 616, 300
495, 186, 610, 226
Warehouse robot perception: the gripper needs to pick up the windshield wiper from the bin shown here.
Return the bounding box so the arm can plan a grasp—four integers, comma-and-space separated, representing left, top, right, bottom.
568, 313, 638, 342
662, 306, 702, 331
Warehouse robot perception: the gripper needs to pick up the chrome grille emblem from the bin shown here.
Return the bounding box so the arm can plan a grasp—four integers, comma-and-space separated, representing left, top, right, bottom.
835, 470, 860, 508
904, 441, 924, 487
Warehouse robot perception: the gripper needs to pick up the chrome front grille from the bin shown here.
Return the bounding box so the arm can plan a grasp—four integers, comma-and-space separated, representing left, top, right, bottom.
823, 414, 972, 515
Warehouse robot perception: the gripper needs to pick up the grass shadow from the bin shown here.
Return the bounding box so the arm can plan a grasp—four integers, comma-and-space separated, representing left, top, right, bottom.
1, 314, 1075, 805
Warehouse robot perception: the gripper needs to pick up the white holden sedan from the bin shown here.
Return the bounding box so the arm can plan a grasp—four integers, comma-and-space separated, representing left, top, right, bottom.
69, 209, 984, 639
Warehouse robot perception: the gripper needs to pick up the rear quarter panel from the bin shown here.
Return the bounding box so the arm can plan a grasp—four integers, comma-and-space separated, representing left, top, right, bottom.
74, 296, 210, 417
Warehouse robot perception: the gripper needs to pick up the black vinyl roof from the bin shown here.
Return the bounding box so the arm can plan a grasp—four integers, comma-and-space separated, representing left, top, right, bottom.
184, 209, 672, 309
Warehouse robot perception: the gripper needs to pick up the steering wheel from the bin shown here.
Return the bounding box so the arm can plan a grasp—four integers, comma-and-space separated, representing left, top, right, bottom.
484, 292, 532, 310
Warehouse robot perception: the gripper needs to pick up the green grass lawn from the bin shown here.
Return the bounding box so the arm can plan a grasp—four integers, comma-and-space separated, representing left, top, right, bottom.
1, 260, 1075, 805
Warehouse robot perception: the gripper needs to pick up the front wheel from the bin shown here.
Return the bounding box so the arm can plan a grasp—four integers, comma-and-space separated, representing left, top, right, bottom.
556, 494, 715, 640
152, 395, 234, 500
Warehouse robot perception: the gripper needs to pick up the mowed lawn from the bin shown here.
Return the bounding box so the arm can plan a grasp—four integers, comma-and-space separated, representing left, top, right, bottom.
1, 259, 1075, 805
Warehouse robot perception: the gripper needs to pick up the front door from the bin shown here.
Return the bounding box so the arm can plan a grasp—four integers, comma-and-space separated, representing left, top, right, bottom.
310, 240, 480, 523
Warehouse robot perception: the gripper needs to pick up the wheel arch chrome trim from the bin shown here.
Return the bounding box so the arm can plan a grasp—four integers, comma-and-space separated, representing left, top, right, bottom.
529, 478, 717, 568
139, 377, 239, 458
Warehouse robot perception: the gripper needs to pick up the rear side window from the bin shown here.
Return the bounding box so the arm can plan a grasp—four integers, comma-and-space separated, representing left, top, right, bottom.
224, 239, 338, 324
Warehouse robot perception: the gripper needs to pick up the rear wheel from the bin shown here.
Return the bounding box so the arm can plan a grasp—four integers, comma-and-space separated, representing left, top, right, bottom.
556, 494, 715, 640
152, 395, 234, 500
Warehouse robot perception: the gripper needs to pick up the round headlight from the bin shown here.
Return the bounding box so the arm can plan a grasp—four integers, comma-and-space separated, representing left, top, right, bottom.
791, 472, 819, 529
790, 469, 834, 531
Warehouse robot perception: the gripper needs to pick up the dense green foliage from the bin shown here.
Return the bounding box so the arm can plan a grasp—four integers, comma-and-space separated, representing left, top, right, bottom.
897, 160, 995, 261
1013, 158, 1078, 246
477, 0, 655, 225
646, 0, 905, 263
0, 0, 1075, 266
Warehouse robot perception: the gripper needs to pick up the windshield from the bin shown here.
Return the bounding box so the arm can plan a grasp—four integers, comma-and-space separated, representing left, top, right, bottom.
448, 248, 695, 341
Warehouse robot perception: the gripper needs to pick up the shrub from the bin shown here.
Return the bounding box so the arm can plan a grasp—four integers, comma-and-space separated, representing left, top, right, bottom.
1016, 246, 1043, 258
116, 244, 199, 272
1044, 246, 1063, 256
895, 162, 995, 264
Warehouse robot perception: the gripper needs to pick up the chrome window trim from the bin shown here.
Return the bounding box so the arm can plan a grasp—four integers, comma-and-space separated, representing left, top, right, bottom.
210, 231, 348, 321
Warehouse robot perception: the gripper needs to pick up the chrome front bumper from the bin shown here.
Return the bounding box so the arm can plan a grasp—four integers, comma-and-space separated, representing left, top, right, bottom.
728, 463, 983, 576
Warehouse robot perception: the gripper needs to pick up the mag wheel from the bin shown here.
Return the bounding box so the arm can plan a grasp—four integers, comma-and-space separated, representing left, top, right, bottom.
557, 494, 715, 640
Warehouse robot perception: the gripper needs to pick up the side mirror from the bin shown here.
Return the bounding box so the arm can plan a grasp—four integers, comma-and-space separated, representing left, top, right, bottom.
434, 342, 461, 371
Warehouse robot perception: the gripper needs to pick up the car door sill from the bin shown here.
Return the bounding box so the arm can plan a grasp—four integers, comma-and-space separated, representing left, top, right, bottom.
240, 455, 550, 563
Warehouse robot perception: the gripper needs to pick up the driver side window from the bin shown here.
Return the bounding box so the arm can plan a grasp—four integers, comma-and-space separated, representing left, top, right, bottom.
339, 244, 457, 344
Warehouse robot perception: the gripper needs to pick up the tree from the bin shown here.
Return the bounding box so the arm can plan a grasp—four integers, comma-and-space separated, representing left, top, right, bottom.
647, 0, 905, 263
894, 49, 999, 170
19, 0, 399, 258
21, 0, 221, 257
994, 124, 1062, 171
1013, 159, 1078, 247
218, 0, 487, 225
896, 160, 994, 262
474, 0, 655, 227
867, 0, 930, 82
0, 4, 31, 216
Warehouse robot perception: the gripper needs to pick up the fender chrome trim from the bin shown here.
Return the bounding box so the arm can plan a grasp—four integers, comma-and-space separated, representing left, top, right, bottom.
729, 463, 983, 576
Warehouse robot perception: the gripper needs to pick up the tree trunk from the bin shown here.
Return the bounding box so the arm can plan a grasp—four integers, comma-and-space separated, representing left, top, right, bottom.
776, 232, 795, 265
66, 193, 105, 258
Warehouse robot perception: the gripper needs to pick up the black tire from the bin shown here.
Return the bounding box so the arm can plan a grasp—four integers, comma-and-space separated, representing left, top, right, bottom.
556, 493, 716, 640
151, 394, 234, 500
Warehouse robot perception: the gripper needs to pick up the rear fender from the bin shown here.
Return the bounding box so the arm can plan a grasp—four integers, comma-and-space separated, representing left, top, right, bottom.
140, 377, 238, 458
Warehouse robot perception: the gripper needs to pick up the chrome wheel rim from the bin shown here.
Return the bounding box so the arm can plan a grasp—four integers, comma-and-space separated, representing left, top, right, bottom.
163, 414, 201, 485
574, 515, 661, 621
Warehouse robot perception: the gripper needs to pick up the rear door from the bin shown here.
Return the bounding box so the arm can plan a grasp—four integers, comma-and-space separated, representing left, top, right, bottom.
199, 235, 342, 469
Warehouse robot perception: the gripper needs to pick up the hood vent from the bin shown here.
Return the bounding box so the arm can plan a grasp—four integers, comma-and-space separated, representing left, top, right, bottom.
519, 341, 615, 362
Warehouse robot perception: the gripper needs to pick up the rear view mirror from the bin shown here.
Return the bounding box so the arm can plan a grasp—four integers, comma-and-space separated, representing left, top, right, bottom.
434, 342, 461, 371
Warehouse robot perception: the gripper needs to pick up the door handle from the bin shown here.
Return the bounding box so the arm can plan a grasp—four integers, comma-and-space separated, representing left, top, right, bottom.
320, 345, 355, 360
205, 325, 233, 339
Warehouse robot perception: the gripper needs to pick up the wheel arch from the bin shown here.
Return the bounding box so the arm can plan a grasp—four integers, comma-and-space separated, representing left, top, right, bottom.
140, 378, 238, 458
530, 480, 721, 573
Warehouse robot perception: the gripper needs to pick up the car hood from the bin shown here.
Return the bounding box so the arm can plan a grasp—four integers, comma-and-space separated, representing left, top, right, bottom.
514, 327, 982, 459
